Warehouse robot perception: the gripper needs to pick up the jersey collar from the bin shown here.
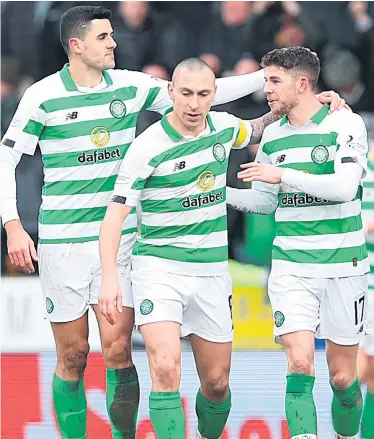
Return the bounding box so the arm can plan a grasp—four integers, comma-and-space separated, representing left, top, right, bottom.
59, 64, 113, 91
280, 103, 330, 126
161, 112, 216, 142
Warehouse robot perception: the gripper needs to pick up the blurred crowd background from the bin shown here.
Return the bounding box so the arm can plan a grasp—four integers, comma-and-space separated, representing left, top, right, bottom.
2, 0, 374, 274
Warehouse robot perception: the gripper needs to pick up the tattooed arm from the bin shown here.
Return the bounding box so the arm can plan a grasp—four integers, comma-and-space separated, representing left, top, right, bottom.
248, 112, 280, 146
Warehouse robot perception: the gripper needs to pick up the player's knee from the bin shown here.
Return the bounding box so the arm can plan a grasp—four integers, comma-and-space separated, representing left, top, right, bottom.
289, 358, 314, 375
60, 341, 90, 378
102, 335, 132, 369
202, 374, 230, 401
330, 371, 356, 389
152, 352, 180, 391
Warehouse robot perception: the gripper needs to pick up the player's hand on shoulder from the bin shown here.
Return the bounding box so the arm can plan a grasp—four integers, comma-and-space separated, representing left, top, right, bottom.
317, 91, 351, 113
99, 279, 123, 325
237, 162, 284, 184
5, 220, 38, 274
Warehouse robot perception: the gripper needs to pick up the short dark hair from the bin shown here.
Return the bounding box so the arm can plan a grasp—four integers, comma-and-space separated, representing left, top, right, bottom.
261, 46, 320, 89
60, 5, 111, 55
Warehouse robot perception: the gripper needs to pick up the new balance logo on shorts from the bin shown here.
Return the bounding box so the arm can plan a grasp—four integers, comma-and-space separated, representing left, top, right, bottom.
275, 154, 286, 164
174, 161, 186, 171
65, 111, 78, 121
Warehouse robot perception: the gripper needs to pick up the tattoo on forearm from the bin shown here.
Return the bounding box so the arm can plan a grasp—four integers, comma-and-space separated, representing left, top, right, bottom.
249, 112, 280, 145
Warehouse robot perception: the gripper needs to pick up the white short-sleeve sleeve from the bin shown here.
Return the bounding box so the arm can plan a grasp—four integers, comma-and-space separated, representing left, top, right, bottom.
1, 85, 46, 156
113, 129, 158, 206
335, 112, 369, 178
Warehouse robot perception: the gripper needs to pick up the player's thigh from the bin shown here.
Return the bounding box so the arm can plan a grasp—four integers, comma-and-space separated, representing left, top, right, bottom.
182, 274, 234, 343
140, 321, 182, 391
131, 269, 184, 327
268, 273, 323, 342
190, 334, 231, 400
90, 234, 135, 308
320, 274, 368, 346
38, 242, 92, 322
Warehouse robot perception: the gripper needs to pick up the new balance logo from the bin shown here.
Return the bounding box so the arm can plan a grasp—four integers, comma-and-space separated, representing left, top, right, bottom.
65, 111, 78, 121
174, 161, 186, 171
275, 154, 286, 164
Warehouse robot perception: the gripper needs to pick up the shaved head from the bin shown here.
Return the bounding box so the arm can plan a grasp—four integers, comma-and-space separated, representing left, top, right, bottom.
172, 58, 215, 84
168, 57, 217, 136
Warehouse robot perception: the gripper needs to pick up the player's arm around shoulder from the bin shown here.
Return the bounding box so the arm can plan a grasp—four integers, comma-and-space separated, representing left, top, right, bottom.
242, 91, 347, 147
113, 68, 171, 115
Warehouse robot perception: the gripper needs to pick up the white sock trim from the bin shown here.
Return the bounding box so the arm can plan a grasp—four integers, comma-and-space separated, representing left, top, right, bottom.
334, 433, 358, 439
196, 429, 221, 439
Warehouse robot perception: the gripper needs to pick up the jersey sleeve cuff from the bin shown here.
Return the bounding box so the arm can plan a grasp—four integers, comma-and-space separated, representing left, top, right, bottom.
1, 202, 20, 226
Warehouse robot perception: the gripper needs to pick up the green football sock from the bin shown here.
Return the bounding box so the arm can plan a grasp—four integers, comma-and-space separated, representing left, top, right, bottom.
361, 391, 374, 438
196, 388, 231, 439
285, 373, 317, 437
330, 377, 363, 437
53, 374, 87, 439
106, 366, 140, 439
149, 391, 185, 439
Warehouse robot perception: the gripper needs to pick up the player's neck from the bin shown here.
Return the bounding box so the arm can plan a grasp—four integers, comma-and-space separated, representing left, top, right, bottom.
168, 112, 207, 138
287, 96, 323, 128
68, 59, 104, 88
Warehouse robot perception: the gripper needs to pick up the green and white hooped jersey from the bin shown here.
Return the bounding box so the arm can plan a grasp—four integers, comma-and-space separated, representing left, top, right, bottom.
254, 105, 369, 278
113, 111, 252, 275
362, 160, 374, 289
1, 64, 170, 243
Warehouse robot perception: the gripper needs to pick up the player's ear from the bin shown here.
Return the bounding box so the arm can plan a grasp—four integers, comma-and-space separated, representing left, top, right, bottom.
212, 84, 217, 100
168, 82, 175, 100
69, 37, 82, 55
299, 76, 309, 93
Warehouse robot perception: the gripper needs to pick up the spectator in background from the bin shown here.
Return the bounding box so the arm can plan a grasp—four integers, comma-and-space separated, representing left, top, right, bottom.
1, 1, 41, 79
247, 1, 321, 60
199, 1, 258, 76
112, 1, 169, 80
294, 1, 374, 63
348, 1, 374, 89
321, 45, 374, 112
